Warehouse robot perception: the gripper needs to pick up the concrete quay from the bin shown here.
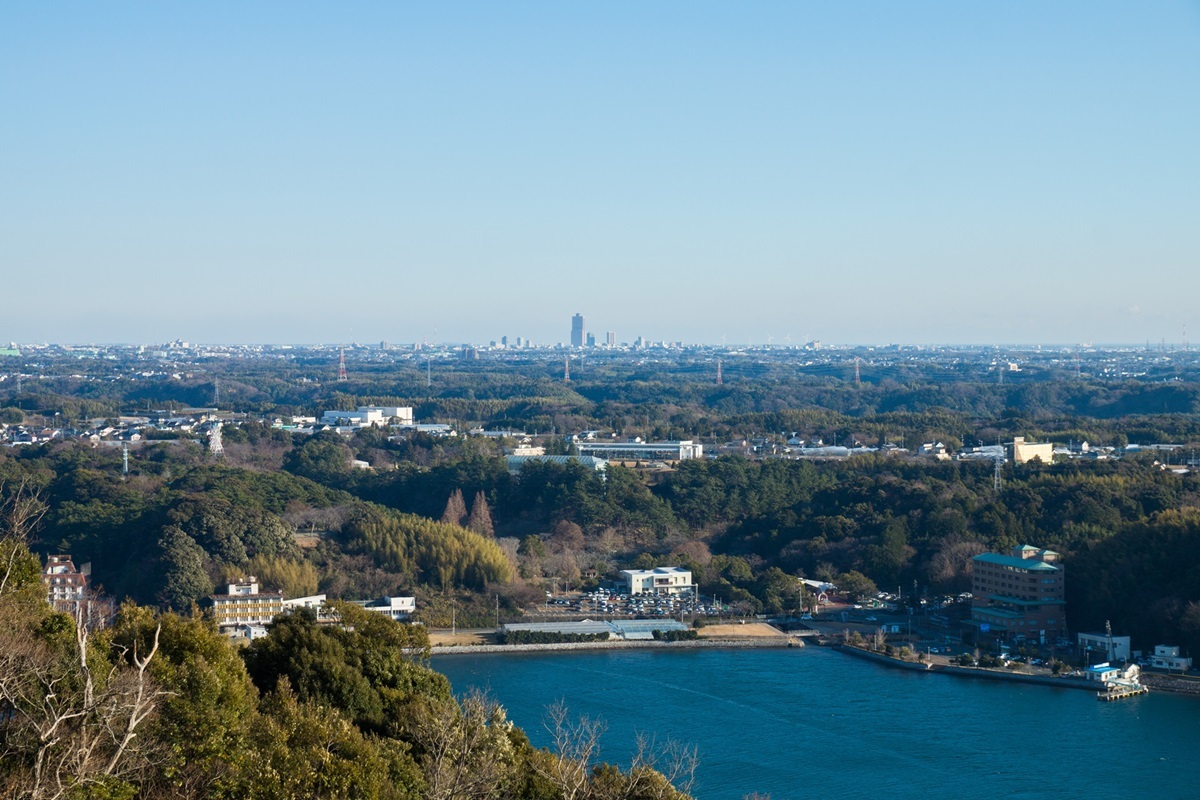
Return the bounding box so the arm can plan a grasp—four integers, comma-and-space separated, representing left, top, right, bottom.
432, 636, 802, 656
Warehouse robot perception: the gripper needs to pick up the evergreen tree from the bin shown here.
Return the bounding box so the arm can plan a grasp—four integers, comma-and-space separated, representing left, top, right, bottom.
466, 491, 495, 537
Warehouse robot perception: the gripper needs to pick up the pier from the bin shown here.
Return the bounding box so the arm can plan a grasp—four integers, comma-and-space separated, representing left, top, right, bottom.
1098, 682, 1148, 701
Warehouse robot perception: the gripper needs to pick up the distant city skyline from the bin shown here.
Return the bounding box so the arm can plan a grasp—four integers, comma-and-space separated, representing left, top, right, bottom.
2, 3, 1197, 345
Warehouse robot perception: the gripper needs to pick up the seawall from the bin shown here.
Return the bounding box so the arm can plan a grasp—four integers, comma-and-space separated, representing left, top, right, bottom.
432, 637, 802, 656
1140, 672, 1200, 697
837, 645, 1097, 691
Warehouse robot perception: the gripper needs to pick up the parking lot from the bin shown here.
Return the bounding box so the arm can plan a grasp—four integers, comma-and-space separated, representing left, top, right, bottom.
541, 588, 723, 619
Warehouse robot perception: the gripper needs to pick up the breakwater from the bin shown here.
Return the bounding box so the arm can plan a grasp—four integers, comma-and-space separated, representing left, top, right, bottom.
837, 645, 1097, 691
1141, 672, 1200, 697
432, 636, 800, 656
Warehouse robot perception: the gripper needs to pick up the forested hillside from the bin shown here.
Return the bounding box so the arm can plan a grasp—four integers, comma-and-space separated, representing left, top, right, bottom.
0, 534, 690, 799
4, 427, 1198, 656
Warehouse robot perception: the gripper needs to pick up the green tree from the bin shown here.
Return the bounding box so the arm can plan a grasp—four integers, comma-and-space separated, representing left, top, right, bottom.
156, 526, 212, 612
111, 605, 260, 798
836, 570, 878, 600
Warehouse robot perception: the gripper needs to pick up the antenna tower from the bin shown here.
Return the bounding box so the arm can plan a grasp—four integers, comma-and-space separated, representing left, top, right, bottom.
563, 356, 571, 383
1075, 346, 1082, 380
854, 357, 861, 386
993, 457, 1003, 494
213, 377, 220, 407
337, 347, 348, 381
716, 359, 723, 386
208, 421, 224, 457
122, 443, 129, 479
426, 358, 432, 389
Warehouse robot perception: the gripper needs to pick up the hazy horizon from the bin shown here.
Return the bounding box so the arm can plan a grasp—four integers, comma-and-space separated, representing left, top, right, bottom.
4, 336, 1187, 351
4, 2, 1197, 345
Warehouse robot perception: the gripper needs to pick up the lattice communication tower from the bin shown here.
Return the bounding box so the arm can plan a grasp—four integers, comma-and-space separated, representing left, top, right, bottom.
208, 421, 224, 457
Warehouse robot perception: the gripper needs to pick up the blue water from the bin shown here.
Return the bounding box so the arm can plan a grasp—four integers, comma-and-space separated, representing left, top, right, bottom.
435, 647, 1200, 800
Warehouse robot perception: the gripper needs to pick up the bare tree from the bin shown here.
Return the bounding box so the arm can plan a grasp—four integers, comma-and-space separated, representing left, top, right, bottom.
466, 491, 495, 537
441, 489, 468, 527
0, 607, 166, 800
0, 481, 47, 595
535, 701, 606, 800
410, 690, 516, 800
622, 732, 699, 800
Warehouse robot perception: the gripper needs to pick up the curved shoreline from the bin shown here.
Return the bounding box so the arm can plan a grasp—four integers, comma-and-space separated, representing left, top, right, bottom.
431, 636, 802, 656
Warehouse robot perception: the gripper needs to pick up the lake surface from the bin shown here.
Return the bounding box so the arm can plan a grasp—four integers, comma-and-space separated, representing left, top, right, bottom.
435, 647, 1200, 800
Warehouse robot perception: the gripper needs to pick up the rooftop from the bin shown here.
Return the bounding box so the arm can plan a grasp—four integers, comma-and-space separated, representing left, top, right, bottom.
973, 553, 1061, 572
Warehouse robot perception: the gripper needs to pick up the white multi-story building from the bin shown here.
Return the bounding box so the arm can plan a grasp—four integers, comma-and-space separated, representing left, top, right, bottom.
1150, 645, 1192, 672
42, 554, 87, 608
320, 406, 414, 428
577, 440, 703, 461
1078, 632, 1131, 663
621, 567, 693, 595
361, 596, 417, 621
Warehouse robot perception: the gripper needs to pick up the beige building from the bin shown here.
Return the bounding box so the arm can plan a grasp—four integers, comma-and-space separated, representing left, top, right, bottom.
207, 578, 286, 629
1009, 436, 1054, 464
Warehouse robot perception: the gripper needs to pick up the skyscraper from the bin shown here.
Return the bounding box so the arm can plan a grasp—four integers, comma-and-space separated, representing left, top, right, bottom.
571, 313, 585, 347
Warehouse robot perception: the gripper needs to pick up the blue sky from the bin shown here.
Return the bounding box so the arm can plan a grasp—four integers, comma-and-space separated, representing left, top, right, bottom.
2, 2, 1198, 345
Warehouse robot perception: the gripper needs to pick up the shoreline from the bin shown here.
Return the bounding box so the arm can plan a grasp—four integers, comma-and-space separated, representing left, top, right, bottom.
836, 644, 1200, 698
431, 636, 802, 656
837, 644, 1109, 693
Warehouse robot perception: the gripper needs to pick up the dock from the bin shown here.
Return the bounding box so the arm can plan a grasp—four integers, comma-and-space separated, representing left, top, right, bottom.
1098, 682, 1148, 701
